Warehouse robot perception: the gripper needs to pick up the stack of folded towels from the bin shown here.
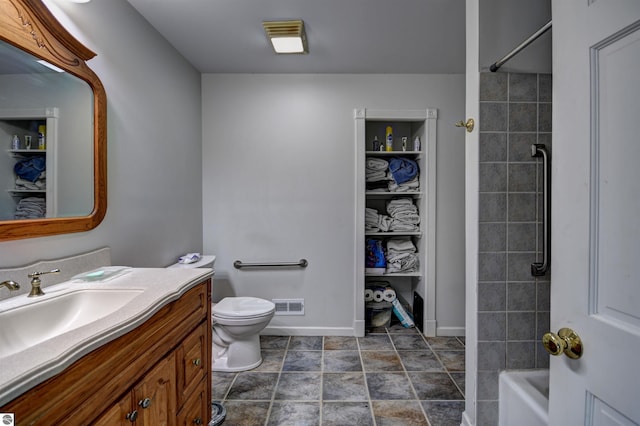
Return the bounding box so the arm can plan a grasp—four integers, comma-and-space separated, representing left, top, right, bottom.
14, 197, 46, 219
366, 157, 420, 192
387, 198, 420, 232
385, 237, 419, 273
365, 158, 390, 191
388, 158, 420, 192
365, 207, 391, 232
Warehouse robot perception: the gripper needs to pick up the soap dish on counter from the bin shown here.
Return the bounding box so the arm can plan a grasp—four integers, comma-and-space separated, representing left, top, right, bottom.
70, 266, 132, 283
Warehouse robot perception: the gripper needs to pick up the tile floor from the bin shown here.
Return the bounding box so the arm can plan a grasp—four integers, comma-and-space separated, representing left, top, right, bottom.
211, 324, 465, 425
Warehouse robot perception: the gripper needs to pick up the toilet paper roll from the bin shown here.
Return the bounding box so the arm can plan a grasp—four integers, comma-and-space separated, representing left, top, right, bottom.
372, 290, 384, 302
364, 289, 374, 302
382, 288, 396, 302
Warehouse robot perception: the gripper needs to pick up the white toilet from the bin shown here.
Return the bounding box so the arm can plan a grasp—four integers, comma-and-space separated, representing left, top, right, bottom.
168, 254, 275, 372
211, 296, 275, 371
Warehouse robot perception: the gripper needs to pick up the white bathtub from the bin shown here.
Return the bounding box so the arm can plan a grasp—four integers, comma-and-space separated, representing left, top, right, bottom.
499, 369, 549, 426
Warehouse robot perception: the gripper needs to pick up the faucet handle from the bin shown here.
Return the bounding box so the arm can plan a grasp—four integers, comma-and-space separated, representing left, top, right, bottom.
28, 268, 61, 279
27, 268, 60, 297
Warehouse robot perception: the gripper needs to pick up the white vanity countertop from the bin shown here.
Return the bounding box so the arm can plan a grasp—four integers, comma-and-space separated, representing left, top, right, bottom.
0, 267, 212, 406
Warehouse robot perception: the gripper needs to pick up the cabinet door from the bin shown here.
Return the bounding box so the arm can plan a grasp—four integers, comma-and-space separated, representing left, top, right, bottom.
93, 393, 133, 426
133, 354, 177, 426
176, 322, 207, 407
176, 381, 209, 426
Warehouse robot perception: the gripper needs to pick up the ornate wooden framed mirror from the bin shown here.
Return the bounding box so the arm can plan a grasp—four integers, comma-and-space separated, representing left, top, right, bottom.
0, 0, 106, 240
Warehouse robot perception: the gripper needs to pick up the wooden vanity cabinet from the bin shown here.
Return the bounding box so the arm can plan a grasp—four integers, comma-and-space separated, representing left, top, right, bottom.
1, 278, 212, 426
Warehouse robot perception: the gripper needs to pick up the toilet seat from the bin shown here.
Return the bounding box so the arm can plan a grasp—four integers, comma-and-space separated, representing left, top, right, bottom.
212, 297, 275, 319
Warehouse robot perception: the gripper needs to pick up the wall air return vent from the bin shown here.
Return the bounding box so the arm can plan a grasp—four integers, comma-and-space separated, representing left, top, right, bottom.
272, 298, 305, 315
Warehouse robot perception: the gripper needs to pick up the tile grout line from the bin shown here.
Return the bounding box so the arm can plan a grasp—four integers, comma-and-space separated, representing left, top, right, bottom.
357, 333, 378, 426
397, 328, 433, 425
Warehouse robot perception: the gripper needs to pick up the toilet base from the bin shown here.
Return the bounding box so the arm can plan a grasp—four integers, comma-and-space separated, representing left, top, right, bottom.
211, 332, 264, 372
212, 355, 262, 372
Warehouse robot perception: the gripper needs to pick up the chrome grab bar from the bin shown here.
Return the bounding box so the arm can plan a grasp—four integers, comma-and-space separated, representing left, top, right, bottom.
233, 259, 308, 269
531, 144, 550, 276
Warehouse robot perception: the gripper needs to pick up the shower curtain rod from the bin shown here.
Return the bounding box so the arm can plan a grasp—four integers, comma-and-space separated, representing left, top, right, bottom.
490, 20, 552, 72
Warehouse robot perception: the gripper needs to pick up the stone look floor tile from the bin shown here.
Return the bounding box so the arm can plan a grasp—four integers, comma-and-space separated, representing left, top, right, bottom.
371, 400, 429, 425
391, 334, 429, 350
436, 350, 466, 371
322, 372, 368, 401
226, 372, 279, 400
409, 372, 464, 400
322, 402, 374, 425
357, 334, 393, 350
323, 350, 362, 372
220, 400, 270, 425
360, 350, 403, 372
216, 330, 465, 425
282, 350, 322, 371
398, 350, 444, 372
422, 400, 466, 426
366, 372, 415, 400
267, 401, 320, 426
289, 336, 323, 350
274, 372, 321, 400
324, 336, 358, 350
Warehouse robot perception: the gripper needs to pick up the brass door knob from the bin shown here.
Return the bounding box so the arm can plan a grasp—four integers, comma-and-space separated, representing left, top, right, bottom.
542, 327, 583, 359
455, 118, 475, 133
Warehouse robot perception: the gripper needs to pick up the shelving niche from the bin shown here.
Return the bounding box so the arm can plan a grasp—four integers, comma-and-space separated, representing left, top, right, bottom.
355, 108, 437, 336
0, 108, 58, 221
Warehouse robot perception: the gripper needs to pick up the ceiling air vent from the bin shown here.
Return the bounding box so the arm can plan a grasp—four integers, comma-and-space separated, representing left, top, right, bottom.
272, 298, 305, 316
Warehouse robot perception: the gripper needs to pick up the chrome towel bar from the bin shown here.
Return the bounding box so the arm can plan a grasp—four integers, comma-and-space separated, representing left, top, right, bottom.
233, 259, 309, 269
531, 144, 550, 276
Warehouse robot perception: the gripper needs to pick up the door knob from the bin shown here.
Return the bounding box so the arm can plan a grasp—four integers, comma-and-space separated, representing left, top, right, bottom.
455, 118, 475, 133
542, 327, 583, 359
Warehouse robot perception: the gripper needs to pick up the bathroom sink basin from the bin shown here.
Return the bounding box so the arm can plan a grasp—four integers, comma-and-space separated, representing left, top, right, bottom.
0, 288, 143, 358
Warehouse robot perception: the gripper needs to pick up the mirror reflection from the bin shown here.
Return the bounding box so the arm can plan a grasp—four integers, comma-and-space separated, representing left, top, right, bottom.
0, 40, 94, 221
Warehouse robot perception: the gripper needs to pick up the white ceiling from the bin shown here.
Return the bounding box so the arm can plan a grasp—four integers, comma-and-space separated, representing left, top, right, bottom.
125, 0, 466, 74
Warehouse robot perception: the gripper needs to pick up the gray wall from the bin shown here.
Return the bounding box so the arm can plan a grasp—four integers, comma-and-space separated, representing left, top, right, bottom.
202, 74, 466, 334
475, 71, 551, 425
0, 0, 203, 268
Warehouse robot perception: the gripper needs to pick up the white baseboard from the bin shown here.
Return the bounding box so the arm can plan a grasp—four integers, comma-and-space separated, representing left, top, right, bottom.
263, 326, 356, 337
423, 319, 437, 337
436, 326, 466, 337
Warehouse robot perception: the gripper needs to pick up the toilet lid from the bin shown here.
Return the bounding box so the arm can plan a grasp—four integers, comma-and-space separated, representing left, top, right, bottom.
212, 297, 275, 318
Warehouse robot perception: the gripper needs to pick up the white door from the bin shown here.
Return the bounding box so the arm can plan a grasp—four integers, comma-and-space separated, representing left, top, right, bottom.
550, 1, 640, 424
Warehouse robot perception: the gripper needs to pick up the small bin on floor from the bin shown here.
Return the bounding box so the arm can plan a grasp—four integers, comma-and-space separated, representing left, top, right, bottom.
366, 301, 392, 328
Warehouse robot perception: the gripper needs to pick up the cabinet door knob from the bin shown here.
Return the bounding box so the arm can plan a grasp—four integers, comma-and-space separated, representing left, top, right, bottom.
193, 417, 203, 425
138, 397, 152, 408
192, 358, 201, 366
126, 410, 138, 422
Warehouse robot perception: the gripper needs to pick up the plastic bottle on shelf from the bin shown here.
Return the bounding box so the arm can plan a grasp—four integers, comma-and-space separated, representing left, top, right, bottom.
413, 136, 421, 151
372, 136, 380, 151
385, 126, 393, 151
11, 134, 20, 150
38, 125, 46, 150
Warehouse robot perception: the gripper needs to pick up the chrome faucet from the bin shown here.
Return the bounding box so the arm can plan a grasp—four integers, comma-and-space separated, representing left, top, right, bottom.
1, 280, 20, 292
27, 268, 60, 297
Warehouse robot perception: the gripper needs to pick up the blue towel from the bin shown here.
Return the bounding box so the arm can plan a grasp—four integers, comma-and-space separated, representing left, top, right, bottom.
14, 156, 46, 182
388, 157, 418, 184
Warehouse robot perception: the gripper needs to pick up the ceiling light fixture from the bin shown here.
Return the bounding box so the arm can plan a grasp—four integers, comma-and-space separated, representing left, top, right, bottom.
263, 20, 308, 54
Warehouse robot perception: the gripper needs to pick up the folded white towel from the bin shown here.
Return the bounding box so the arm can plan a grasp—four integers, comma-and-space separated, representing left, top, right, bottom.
366, 158, 389, 171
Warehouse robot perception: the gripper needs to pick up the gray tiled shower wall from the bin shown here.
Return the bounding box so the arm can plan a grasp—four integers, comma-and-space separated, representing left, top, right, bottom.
476, 72, 552, 426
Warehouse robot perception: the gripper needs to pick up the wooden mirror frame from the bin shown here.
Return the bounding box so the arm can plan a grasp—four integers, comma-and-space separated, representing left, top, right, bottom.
0, 0, 106, 241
